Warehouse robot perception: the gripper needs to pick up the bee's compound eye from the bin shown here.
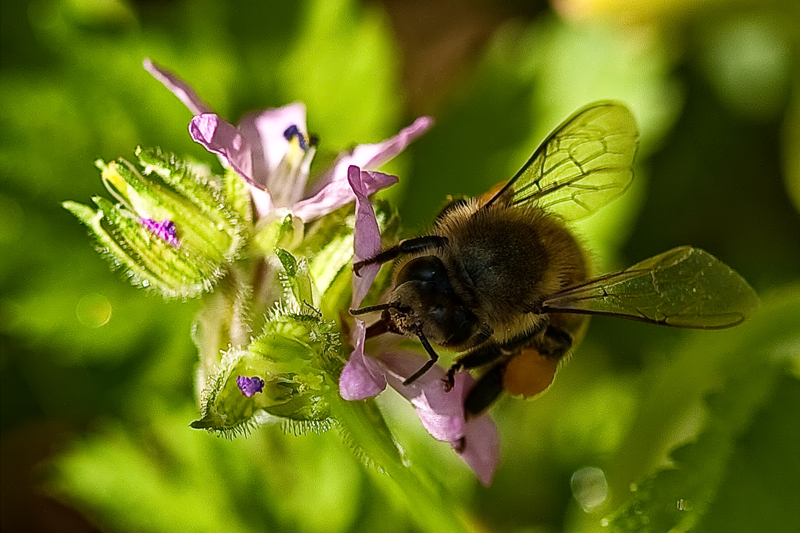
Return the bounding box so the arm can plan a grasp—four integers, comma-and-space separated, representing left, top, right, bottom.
503, 350, 559, 398
396, 256, 447, 285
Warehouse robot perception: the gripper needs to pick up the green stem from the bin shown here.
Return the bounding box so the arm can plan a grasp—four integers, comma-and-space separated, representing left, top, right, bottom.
329, 394, 475, 533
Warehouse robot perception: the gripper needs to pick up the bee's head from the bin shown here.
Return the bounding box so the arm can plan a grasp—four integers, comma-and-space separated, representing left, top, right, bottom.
386, 256, 479, 347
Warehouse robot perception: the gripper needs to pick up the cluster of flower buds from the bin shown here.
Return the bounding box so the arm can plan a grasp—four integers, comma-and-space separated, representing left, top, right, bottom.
64, 59, 500, 485
63, 148, 247, 298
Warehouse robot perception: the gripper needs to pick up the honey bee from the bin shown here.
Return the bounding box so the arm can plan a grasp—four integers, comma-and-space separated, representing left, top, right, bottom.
351, 102, 758, 415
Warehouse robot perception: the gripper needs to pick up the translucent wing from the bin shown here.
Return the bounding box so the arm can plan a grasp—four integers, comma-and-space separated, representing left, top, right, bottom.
486, 102, 639, 220
542, 247, 759, 329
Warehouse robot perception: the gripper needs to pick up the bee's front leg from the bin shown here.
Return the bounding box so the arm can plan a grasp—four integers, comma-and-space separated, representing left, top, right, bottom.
353, 235, 448, 275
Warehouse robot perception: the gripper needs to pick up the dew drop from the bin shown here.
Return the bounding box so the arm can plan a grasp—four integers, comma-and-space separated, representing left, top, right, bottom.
571, 466, 609, 512
76, 293, 112, 328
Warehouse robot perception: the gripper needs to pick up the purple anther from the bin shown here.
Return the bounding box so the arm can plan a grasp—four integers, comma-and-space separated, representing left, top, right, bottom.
283, 124, 308, 151
141, 219, 179, 247
237, 376, 265, 397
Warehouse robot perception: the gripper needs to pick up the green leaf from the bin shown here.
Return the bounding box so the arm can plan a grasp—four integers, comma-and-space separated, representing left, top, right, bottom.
51, 414, 256, 533
699, 374, 800, 533
252, 213, 303, 257
603, 290, 800, 533
276, 248, 316, 309
51, 405, 367, 533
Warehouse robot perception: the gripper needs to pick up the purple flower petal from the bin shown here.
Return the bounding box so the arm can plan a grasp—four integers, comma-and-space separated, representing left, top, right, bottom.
380, 351, 469, 442
237, 376, 265, 397
189, 113, 255, 181
293, 167, 397, 223
339, 320, 387, 400
143, 58, 213, 116
347, 165, 385, 306
352, 116, 434, 169
237, 103, 309, 201
310, 117, 433, 195
145, 60, 433, 224
294, 117, 432, 221
454, 415, 501, 487
141, 218, 179, 247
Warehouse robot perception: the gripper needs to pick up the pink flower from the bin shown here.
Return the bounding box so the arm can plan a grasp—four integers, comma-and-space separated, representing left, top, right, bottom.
339, 165, 501, 486
144, 59, 432, 221
381, 351, 501, 487
339, 165, 389, 400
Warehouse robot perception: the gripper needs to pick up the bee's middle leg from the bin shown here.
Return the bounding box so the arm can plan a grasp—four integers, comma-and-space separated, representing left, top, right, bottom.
457, 324, 577, 416
445, 342, 503, 390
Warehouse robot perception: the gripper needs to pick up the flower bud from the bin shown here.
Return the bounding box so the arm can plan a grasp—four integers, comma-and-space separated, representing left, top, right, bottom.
191, 308, 339, 433
63, 148, 246, 298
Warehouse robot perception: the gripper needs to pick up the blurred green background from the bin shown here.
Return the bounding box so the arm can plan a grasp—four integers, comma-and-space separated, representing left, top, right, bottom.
1, 0, 799, 532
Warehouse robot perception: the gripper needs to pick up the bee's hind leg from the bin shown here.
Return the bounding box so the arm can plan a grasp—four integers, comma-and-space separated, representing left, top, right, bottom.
537, 325, 574, 359
464, 363, 505, 416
